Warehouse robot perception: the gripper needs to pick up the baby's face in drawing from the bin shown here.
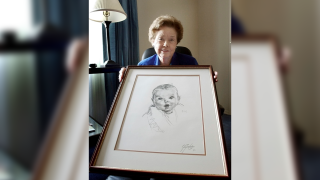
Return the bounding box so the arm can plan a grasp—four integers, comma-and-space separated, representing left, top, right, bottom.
153, 89, 179, 114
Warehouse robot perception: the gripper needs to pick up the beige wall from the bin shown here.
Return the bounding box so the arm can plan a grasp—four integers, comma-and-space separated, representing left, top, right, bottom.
233, 0, 320, 146
198, 0, 231, 114
137, 0, 231, 114
316, 0, 320, 148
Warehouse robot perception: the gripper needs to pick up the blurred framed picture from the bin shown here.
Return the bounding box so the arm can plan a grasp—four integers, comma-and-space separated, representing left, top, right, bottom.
89, 66, 229, 178
231, 35, 298, 180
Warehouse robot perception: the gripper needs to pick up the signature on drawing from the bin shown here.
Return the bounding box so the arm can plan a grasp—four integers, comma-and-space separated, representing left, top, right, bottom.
180, 144, 195, 153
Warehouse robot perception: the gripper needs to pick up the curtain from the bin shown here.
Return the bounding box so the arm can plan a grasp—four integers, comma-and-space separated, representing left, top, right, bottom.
102, 0, 139, 113
33, 0, 88, 37
33, 0, 89, 131
109, 0, 140, 66
102, 0, 140, 65
0, 0, 89, 170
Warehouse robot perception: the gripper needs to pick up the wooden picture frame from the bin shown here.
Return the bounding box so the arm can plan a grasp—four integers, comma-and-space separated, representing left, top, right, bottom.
90, 65, 229, 178
231, 35, 298, 180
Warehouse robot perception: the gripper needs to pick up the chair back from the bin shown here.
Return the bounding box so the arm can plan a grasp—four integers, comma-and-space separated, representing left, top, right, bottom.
141, 46, 192, 60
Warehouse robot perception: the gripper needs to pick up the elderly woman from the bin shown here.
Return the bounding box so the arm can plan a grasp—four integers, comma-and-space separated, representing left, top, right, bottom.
138, 15, 197, 65
111, 14, 218, 180
119, 15, 217, 81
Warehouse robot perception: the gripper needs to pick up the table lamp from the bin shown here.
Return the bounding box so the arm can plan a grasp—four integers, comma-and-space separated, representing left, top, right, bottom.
89, 0, 127, 66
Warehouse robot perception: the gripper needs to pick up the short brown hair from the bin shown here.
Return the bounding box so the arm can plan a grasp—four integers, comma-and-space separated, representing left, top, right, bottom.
148, 15, 183, 44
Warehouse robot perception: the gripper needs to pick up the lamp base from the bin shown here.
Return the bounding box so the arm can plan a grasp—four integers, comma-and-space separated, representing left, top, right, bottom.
103, 60, 118, 66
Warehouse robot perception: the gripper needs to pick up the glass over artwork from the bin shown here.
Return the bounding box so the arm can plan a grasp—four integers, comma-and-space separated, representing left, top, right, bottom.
115, 75, 206, 155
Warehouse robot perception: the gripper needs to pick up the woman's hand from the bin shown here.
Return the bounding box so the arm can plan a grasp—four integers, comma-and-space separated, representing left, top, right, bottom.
65, 36, 88, 73
118, 67, 126, 82
214, 71, 218, 82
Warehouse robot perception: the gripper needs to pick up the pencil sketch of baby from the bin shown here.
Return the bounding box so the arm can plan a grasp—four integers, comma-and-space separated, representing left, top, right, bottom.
143, 84, 187, 133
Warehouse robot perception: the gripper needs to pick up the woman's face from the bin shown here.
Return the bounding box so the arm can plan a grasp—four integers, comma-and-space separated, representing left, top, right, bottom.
152, 26, 178, 64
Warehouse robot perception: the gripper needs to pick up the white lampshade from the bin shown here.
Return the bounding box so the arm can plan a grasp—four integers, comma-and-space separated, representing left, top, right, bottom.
89, 0, 127, 23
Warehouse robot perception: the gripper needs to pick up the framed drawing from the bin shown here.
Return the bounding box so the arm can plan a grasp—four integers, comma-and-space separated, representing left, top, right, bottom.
90, 65, 229, 178
33, 49, 89, 180
232, 35, 298, 180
